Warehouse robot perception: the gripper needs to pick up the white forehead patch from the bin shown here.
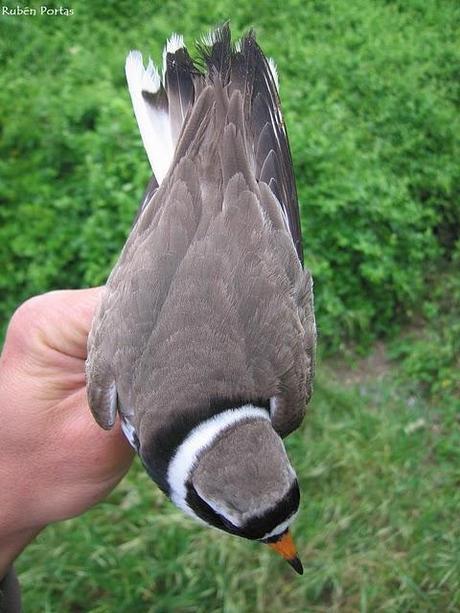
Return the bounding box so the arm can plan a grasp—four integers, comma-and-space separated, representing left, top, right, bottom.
261, 510, 298, 541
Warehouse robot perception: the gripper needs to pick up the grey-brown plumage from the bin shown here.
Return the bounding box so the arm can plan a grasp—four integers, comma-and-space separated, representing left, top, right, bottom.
86, 24, 316, 571
192, 419, 294, 528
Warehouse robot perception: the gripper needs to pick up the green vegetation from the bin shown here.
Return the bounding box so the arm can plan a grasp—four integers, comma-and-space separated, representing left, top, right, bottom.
16, 372, 460, 612
1, 0, 459, 610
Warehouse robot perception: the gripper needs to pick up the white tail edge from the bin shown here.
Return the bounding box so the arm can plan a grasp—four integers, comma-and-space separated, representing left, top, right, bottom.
125, 50, 174, 184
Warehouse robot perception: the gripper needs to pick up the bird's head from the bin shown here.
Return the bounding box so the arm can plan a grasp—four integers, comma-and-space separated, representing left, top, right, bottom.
164, 405, 303, 574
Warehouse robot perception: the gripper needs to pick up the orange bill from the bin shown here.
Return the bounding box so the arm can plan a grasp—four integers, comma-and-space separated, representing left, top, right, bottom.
267, 530, 303, 575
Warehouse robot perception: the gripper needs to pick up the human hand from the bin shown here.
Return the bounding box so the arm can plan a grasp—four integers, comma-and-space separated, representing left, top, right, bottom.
0, 288, 134, 575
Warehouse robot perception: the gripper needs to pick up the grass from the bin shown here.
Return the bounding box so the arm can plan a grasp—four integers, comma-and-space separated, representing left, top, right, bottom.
1, 0, 459, 347
17, 361, 460, 612
2, 0, 459, 610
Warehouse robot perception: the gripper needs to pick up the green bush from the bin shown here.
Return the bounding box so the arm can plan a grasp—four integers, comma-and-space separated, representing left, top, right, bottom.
389, 244, 460, 399
1, 0, 459, 352
2, 3, 459, 610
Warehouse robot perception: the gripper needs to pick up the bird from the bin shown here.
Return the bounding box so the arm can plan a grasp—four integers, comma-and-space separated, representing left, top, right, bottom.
86, 23, 316, 575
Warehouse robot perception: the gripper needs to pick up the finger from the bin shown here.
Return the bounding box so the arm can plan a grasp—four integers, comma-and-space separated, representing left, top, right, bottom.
57, 387, 135, 473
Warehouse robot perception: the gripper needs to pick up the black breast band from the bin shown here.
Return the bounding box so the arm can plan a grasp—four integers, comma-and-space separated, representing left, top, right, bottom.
140, 396, 271, 495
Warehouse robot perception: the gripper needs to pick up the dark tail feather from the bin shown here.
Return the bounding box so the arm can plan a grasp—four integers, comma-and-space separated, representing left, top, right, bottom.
194, 25, 303, 262
164, 44, 202, 142
126, 25, 303, 263
196, 22, 233, 82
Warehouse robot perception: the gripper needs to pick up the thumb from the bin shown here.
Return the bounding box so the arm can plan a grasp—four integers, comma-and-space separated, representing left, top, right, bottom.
39, 287, 105, 360
5, 287, 105, 363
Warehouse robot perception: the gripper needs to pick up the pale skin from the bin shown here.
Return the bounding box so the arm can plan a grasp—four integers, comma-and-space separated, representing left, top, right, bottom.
0, 288, 134, 577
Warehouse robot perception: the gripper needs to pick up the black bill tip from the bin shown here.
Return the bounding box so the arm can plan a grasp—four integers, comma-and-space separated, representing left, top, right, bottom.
287, 556, 304, 575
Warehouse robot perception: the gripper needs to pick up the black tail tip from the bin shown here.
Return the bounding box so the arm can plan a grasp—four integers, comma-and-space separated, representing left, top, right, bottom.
288, 556, 304, 575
